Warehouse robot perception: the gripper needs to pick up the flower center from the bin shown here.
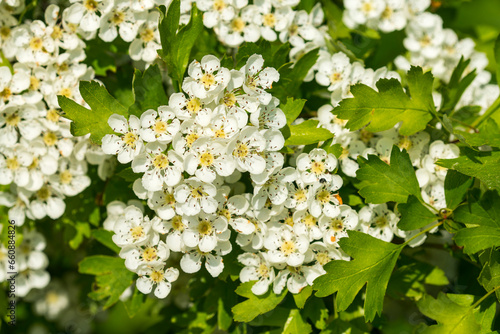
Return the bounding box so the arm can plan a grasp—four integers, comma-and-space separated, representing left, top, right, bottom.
186, 133, 199, 147
172, 215, 184, 231
140, 28, 155, 43
29, 157, 39, 170
398, 136, 412, 150
317, 190, 331, 204
142, 247, 157, 262
263, 13, 276, 27
199, 152, 214, 167
200, 73, 216, 89
257, 263, 269, 277
152, 153, 169, 169
330, 218, 343, 231
374, 216, 388, 228
213, 0, 226, 11
123, 132, 138, 148
58, 87, 72, 98
280, 240, 296, 256
84, 0, 98, 11
186, 98, 201, 114
214, 129, 226, 138
362, 2, 373, 13
29, 37, 43, 51
198, 220, 213, 235
285, 215, 294, 226
330, 72, 342, 84
1, 87, 12, 100
190, 187, 204, 199
60, 170, 72, 184
234, 142, 249, 158
130, 226, 145, 240
0, 26, 11, 39
46, 291, 60, 305
231, 18, 245, 32
5, 113, 20, 126
218, 209, 231, 221
154, 120, 167, 134
311, 161, 325, 175
316, 252, 330, 266
51, 26, 63, 40
46, 109, 60, 122
43, 132, 57, 146
223, 92, 237, 107
57, 62, 69, 73
150, 270, 164, 283
29, 76, 40, 90
246, 76, 258, 90
360, 129, 373, 144
6, 157, 19, 170
304, 214, 316, 227
37, 187, 51, 201
294, 189, 307, 202
381, 6, 393, 19
289, 24, 299, 35
111, 11, 125, 25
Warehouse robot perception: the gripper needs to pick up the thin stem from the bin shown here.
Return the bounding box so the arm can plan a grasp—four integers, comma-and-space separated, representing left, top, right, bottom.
448, 117, 478, 132
471, 95, 500, 128
471, 285, 500, 310
402, 222, 443, 247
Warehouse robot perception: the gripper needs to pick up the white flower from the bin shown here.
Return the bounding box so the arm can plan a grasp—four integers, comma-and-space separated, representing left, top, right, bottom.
238, 252, 275, 295
0, 145, 33, 188
0, 66, 30, 107
28, 184, 66, 220
103, 200, 144, 231
136, 265, 179, 299
249, 97, 286, 130
228, 126, 267, 174
102, 114, 144, 164
183, 213, 230, 253
319, 205, 359, 246
358, 203, 398, 242
296, 148, 338, 185
174, 177, 218, 216
240, 54, 280, 104
129, 11, 160, 63
33, 283, 70, 320
273, 264, 324, 294
49, 157, 91, 196
292, 210, 322, 242
315, 52, 352, 92
182, 55, 230, 102
99, 3, 138, 42
112, 206, 156, 247
138, 107, 181, 144
132, 142, 183, 191
309, 178, 343, 217
152, 214, 188, 252
252, 167, 297, 208
65, 0, 112, 33
184, 138, 235, 183
343, 0, 385, 27
180, 241, 232, 277
265, 225, 309, 267
147, 187, 177, 220
120, 239, 170, 272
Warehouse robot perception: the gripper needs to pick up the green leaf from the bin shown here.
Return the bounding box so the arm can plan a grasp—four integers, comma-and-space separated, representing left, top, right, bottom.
444, 170, 474, 210
397, 195, 437, 231
332, 66, 434, 136
436, 148, 500, 191
281, 97, 306, 125
83, 39, 117, 76
128, 64, 168, 116
495, 34, 500, 85
417, 293, 496, 334
272, 48, 319, 101
91, 229, 120, 254
282, 309, 312, 334
66, 222, 91, 250
478, 249, 500, 302
455, 119, 500, 148
231, 281, 287, 322
285, 120, 334, 146
321, 139, 344, 158
454, 191, 500, 254
293, 286, 312, 309
303, 298, 329, 330
79, 256, 135, 309
356, 146, 422, 204
123, 287, 146, 318
313, 230, 403, 321
236, 40, 290, 70
58, 81, 128, 144
387, 259, 449, 301
320, 319, 369, 334
158, 1, 203, 84
439, 57, 477, 114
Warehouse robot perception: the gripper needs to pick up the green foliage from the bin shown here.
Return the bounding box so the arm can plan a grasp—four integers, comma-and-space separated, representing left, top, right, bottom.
397, 195, 437, 231
478, 249, 500, 302
292, 286, 312, 309
128, 64, 169, 116
313, 231, 403, 321
236, 40, 291, 69
455, 119, 500, 148
281, 97, 306, 125
231, 282, 287, 322
158, 0, 203, 86
439, 57, 477, 114
58, 81, 128, 144
356, 146, 422, 204
454, 191, 500, 254
79, 256, 135, 309
332, 66, 435, 135
416, 293, 496, 334
282, 309, 312, 334
444, 170, 474, 210
284, 120, 334, 146
91, 229, 121, 254
436, 148, 500, 191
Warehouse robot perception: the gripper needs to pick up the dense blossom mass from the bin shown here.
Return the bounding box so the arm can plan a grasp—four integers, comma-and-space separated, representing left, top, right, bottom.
0, 0, 498, 327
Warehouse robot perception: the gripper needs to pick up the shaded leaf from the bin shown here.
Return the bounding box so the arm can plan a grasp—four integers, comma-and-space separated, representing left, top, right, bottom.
128, 64, 168, 116
285, 120, 334, 146
397, 195, 437, 231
